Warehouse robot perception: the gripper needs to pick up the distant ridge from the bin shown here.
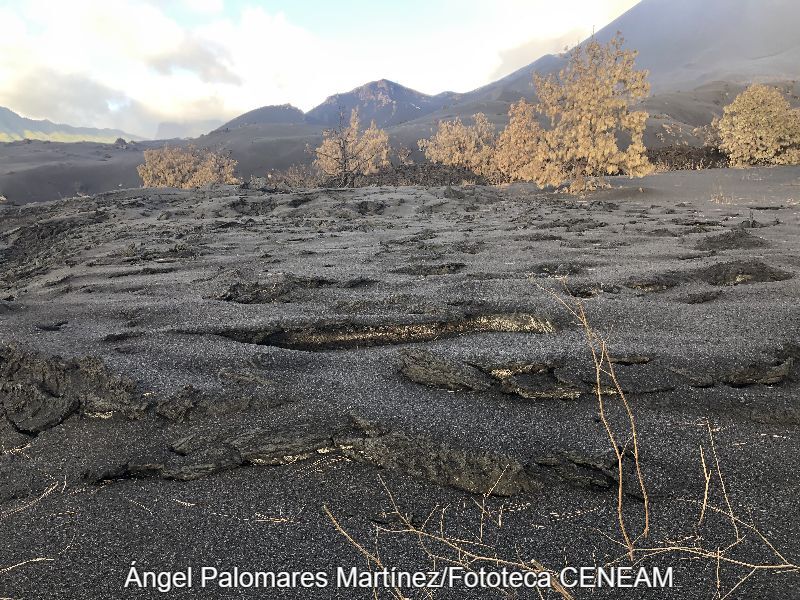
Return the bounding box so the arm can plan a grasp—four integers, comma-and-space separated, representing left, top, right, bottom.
0, 106, 142, 143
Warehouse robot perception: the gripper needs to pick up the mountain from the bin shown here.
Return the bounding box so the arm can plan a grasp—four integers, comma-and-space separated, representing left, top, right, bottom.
217, 104, 306, 130
305, 79, 460, 128
0, 106, 142, 143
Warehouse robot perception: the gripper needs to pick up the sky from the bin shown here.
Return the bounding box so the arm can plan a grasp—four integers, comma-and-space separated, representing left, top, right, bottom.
0, 0, 639, 137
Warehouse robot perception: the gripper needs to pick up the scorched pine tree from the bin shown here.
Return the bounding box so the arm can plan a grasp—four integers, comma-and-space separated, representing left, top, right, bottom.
531, 33, 652, 192
716, 84, 800, 167
137, 145, 239, 189
313, 109, 390, 186
418, 113, 500, 182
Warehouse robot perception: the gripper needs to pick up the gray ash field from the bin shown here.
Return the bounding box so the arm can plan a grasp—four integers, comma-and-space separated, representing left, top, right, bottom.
1, 167, 799, 599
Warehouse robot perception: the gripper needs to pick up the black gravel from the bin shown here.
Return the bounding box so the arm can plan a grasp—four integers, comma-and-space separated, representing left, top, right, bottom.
1, 167, 799, 599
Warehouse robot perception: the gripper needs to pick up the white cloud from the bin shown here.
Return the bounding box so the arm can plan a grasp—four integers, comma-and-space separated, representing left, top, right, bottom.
180, 0, 225, 14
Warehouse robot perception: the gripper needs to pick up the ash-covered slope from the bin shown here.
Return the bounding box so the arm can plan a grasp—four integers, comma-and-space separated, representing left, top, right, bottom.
464, 0, 800, 106
1, 169, 799, 598
596, 0, 800, 91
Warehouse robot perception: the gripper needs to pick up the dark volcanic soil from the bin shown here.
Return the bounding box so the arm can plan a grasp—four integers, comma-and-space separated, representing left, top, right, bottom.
1, 167, 799, 599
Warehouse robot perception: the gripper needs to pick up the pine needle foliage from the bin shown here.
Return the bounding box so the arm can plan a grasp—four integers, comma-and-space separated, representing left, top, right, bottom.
494, 100, 546, 182
137, 145, 239, 189
716, 84, 800, 167
313, 108, 390, 187
418, 113, 501, 182
531, 33, 652, 192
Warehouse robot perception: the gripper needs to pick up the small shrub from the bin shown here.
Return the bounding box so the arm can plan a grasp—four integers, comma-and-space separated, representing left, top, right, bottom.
716, 84, 800, 167
137, 145, 239, 189
341, 163, 487, 187
394, 144, 414, 166
264, 164, 323, 189
647, 146, 728, 172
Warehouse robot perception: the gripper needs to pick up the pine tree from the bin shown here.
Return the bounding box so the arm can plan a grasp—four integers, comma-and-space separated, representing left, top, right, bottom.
137, 145, 238, 189
531, 33, 652, 192
418, 113, 500, 181
494, 100, 546, 182
716, 84, 800, 167
313, 108, 390, 186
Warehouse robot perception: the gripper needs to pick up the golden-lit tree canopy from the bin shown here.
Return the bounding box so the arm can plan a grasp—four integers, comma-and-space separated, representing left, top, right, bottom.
137, 145, 239, 189
418, 113, 500, 182
716, 84, 800, 167
313, 109, 390, 186
532, 33, 652, 192
494, 100, 546, 182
